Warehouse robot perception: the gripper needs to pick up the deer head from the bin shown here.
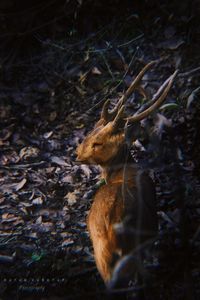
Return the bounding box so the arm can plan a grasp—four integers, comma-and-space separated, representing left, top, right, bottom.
76, 62, 178, 166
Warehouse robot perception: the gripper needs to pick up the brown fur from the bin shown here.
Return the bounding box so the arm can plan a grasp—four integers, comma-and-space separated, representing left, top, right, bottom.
76, 120, 157, 283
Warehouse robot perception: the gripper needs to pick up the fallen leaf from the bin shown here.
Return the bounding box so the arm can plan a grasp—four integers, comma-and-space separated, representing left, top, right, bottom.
32, 197, 43, 205
0, 197, 5, 205
62, 239, 74, 247
91, 67, 102, 75
14, 178, 27, 191
80, 165, 91, 179
159, 103, 178, 111
0, 254, 14, 264
2, 213, 11, 220
61, 175, 74, 184
75, 86, 86, 96
75, 123, 85, 129
37, 222, 54, 233
36, 216, 42, 224
19, 147, 40, 160
57, 221, 66, 229
187, 86, 200, 109
154, 113, 172, 137
77, 221, 86, 228
2, 213, 18, 223
65, 192, 77, 206
0, 128, 13, 141
13, 218, 24, 226
19, 207, 28, 215
20, 201, 32, 207
50, 156, 69, 167
133, 139, 146, 151
157, 37, 185, 50
60, 232, 71, 238
43, 131, 53, 139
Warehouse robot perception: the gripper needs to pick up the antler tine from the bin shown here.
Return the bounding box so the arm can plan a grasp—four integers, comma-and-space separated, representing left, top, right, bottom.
112, 105, 125, 129
126, 69, 178, 124
110, 60, 156, 115
100, 61, 156, 123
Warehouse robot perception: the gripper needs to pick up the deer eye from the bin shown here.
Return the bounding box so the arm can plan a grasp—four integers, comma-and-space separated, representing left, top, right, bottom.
92, 143, 103, 148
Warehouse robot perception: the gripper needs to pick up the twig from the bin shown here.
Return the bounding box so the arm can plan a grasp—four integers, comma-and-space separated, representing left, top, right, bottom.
157, 211, 179, 226
117, 33, 144, 48
178, 66, 200, 78
86, 48, 139, 114
0, 161, 47, 170
0, 255, 14, 264
100, 52, 115, 80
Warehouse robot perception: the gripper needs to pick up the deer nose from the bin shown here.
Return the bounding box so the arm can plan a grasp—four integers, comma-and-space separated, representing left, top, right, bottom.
75, 156, 83, 165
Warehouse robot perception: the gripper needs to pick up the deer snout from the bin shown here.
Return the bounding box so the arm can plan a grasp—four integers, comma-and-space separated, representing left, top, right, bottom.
75, 153, 89, 164
75, 155, 83, 164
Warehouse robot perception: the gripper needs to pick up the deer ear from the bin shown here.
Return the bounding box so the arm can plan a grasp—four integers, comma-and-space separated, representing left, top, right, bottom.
101, 99, 110, 122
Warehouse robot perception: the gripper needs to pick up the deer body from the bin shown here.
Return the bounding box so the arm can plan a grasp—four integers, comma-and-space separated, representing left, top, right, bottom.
88, 162, 157, 282
76, 62, 177, 284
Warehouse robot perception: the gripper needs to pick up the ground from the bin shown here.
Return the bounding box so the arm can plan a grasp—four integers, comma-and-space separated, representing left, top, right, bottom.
0, 2, 200, 299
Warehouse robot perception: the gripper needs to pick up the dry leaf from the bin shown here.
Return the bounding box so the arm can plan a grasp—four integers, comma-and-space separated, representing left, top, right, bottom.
75, 86, 86, 96
92, 67, 102, 75
61, 175, 74, 184
187, 86, 200, 109
62, 238, 74, 247
1, 129, 13, 141
80, 165, 91, 179
37, 222, 54, 233
19, 147, 40, 160
154, 113, 172, 137
0, 197, 5, 205
133, 139, 146, 151
32, 197, 43, 205
43, 131, 53, 139
14, 178, 27, 191
50, 156, 69, 167
65, 192, 77, 205
2, 213, 11, 220
2, 213, 18, 223
60, 232, 71, 238
36, 216, 42, 224
13, 218, 24, 226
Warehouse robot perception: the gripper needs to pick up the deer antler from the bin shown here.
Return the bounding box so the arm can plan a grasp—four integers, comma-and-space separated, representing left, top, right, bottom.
112, 105, 125, 129
126, 69, 178, 123
101, 61, 156, 123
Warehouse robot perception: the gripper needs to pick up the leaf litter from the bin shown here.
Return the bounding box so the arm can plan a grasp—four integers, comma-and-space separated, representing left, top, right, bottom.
0, 7, 200, 300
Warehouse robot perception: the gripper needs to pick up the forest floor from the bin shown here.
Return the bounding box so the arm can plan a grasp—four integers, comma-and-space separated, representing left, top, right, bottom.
0, 6, 200, 300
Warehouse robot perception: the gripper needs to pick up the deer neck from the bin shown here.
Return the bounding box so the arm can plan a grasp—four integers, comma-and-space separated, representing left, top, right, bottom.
100, 144, 133, 183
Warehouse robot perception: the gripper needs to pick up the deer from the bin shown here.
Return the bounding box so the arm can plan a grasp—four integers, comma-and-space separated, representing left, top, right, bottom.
76, 61, 178, 287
